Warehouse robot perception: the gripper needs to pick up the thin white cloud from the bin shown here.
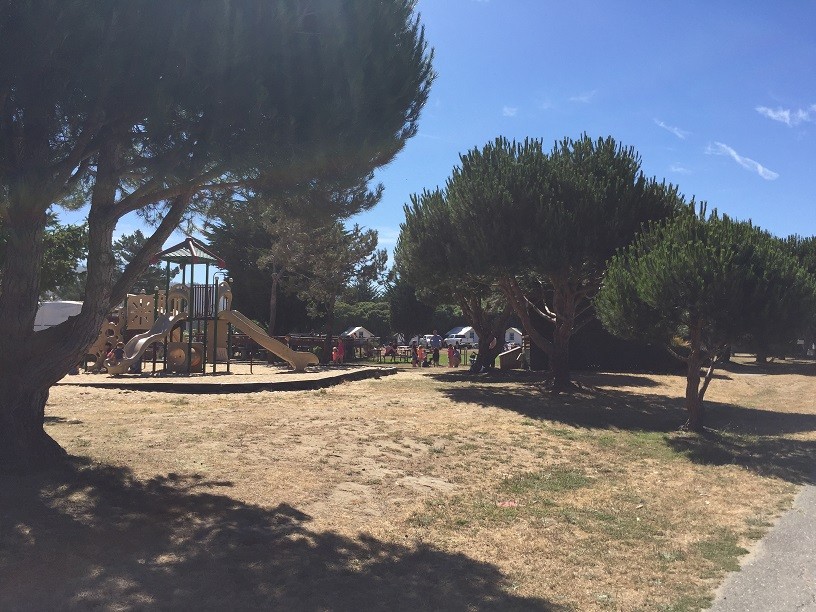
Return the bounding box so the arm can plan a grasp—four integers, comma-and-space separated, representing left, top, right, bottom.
569, 90, 596, 103
373, 226, 400, 252
538, 98, 554, 111
755, 104, 816, 127
502, 106, 518, 117
669, 163, 691, 174
654, 119, 689, 140
705, 142, 779, 180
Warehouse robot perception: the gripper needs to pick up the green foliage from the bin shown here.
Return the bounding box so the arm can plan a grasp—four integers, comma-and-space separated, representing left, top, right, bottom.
397, 188, 511, 361
0, 211, 87, 298
781, 234, 816, 350
385, 268, 435, 343
446, 135, 681, 278
40, 216, 88, 298
335, 300, 391, 340
1, 0, 433, 328
784, 235, 816, 276
0, 0, 435, 467
204, 197, 307, 329
399, 134, 680, 383
112, 230, 179, 294
290, 222, 387, 321
597, 206, 816, 358
432, 304, 464, 336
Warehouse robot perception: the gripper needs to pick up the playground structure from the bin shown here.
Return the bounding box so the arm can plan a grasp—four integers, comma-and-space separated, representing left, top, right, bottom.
91, 237, 318, 375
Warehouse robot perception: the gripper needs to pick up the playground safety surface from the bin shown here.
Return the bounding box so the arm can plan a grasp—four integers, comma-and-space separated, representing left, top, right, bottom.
57, 363, 397, 393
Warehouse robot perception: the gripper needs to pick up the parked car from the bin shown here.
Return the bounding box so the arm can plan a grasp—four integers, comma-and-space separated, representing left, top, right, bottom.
444, 333, 471, 348
419, 334, 436, 347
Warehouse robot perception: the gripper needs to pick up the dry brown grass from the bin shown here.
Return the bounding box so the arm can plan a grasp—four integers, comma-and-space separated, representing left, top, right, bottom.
2, 358, 814, 610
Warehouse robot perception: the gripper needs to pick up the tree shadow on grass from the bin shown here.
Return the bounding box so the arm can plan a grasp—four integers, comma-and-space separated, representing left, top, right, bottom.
0, 459, 562, 611
431, 368, 664, 388
432, 371, 816, 486
720, 358, 816, 377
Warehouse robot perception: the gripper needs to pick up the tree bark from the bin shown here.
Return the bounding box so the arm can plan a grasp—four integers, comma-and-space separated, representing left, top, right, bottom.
0, 171, 188, 471
549, 276, 579, 390
268, 271, 280, 335
683, 321, 705, 432
458, 294, 511, 372
322, 297, 336, 364
0, 368, 68, 472
501, 275, 580, 390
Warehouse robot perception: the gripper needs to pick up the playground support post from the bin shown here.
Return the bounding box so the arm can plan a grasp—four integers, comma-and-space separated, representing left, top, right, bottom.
202, 262, 210, 375
187, 263, 194, 374
163, 260, 171, 373
212, 275, 219, 374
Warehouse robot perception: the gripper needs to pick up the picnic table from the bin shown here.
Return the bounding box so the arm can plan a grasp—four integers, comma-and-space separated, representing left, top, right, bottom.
374, 346, 413, 363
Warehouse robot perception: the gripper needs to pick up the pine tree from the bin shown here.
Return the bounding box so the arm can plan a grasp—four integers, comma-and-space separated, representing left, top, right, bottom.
596, 206, 816, 430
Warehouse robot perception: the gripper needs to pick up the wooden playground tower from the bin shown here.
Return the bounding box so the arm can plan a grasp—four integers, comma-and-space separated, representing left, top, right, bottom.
93, 237, 229, 374
153, 236, 228, 374
94, 236, 318, 375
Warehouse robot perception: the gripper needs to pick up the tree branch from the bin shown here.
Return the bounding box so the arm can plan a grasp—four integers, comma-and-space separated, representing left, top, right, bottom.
499, 276, 554, 354
697, 354, 718, 403
110, 192, 193, 306
664, 344, 689, 363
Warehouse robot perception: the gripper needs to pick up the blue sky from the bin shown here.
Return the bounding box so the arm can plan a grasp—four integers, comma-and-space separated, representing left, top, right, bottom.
352, 0, 816, 256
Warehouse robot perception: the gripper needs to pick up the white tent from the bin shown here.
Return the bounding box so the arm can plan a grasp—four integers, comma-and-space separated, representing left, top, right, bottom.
445, 326, 479, 346
341, 326, 376, 340
34, 301, 83, 332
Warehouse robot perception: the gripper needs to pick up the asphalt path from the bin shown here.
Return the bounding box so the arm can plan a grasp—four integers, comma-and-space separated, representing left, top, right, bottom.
710, 473, 816, 611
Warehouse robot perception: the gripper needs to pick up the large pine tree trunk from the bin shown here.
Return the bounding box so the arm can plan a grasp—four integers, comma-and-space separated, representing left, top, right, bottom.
0, 196, 61, 471
268, 273, 280, 335
549, 343, 571, 391
684, 360, 705, 432
0, 162, 118, 471
472, 335, 499, 371
549, 279, 577, 391
683, 323, 705, 432
0, 377, 66, 471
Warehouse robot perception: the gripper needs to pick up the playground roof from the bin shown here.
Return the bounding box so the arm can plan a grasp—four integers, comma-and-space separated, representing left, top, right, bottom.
150, 237, 226, 267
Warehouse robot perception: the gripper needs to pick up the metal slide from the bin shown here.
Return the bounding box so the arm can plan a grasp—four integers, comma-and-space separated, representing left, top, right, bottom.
105, 313, 188, 375
218, 309, 319, 372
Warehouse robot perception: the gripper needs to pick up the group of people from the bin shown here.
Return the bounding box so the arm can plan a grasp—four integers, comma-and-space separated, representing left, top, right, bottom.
409, 330, 460, 368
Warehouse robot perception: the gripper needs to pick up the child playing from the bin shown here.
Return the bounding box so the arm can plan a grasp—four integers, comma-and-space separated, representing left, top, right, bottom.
108, 341, 125, 364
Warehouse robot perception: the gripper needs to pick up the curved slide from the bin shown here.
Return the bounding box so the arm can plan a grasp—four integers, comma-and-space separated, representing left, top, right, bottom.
218, 309, 319, 372
105, 313, 187, 375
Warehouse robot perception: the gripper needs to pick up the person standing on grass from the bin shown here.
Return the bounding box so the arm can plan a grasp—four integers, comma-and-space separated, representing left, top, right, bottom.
430, 329, 442, 367
447, 344, 455, 367
411, 341, 419, 367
